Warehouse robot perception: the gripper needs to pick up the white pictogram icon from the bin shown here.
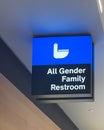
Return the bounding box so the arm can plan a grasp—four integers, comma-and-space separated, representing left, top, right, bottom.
53, 43, 69, 59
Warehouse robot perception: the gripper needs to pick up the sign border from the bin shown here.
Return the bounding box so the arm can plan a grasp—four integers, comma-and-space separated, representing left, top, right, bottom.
32, 34, 94, 102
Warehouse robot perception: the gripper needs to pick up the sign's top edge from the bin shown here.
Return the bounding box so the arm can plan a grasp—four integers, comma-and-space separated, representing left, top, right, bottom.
32, 33, 92, 38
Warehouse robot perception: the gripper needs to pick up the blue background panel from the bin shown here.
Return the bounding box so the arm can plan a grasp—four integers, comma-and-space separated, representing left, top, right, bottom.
32, 35, 93, 65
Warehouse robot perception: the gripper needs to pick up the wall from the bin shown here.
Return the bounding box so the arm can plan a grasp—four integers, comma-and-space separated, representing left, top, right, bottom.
0, 74, 60, 130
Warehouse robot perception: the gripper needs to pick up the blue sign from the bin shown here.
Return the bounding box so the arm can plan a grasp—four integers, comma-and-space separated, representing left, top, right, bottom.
32, 36, 93, 66
32, 35, 94, 102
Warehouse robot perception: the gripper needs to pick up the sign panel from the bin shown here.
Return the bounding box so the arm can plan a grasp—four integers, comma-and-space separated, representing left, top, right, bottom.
32, 35, 94, 102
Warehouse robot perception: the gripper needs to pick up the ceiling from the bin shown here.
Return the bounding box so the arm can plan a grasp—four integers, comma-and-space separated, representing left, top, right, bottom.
0, 0, 104, 130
